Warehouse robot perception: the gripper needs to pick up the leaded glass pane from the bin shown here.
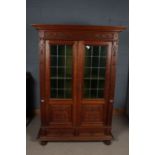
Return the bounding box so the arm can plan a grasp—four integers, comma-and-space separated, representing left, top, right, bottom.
50, 45, 72, 98
83, 45, 107, 98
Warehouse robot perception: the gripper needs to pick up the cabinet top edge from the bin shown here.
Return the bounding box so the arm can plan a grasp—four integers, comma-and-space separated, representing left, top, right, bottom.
32, 24, 126, 32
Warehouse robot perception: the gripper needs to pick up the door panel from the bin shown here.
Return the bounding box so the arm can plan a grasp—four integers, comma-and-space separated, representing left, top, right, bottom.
48, 104, 73, 127
77, 41, 112, 128
45, 41, 78, 127
80, 104, 105, 126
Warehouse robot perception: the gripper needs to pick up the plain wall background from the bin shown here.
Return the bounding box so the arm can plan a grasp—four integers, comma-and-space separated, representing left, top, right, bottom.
26, 0, 129, 109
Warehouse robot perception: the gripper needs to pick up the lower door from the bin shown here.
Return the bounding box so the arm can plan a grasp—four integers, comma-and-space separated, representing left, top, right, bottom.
45, 40, 78, 137
77, 41, 112, 137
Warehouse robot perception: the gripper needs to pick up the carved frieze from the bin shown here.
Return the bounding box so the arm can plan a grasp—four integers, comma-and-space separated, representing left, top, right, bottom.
40, 31, 118, 41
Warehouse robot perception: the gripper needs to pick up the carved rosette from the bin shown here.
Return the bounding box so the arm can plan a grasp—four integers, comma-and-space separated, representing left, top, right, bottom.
39, 30, 45, 40
112, 34, 119, 56
39, 31, 45, 55
113, 32, 119, 40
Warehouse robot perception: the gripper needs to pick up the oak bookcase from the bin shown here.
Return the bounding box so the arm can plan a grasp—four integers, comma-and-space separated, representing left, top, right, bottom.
32, 25, 125, 145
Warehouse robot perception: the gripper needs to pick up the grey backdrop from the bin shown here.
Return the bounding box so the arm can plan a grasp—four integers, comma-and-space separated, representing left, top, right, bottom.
26, 0, 129, 109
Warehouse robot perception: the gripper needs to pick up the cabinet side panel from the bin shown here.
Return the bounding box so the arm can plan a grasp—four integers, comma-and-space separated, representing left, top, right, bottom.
39, 31, 47, 125
106, 38, 119, 134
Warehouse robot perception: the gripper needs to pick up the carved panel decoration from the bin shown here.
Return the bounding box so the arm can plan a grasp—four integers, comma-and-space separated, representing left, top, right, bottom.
39, 31, 45, 40
81, 105, 104, 124
48, 105, 72, 124
39, 128, 74, 137
79, 128, 105, 137
112, 40, 119, 65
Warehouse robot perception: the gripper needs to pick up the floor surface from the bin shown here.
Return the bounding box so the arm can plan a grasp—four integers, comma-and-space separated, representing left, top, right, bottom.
26, 116, 129, 155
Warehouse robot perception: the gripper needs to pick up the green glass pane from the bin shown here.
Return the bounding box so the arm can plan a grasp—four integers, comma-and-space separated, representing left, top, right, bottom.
85, 57, 91, 67
98, 89, 104, 98
92, 46, 99, 56
66, 56, 72, 68
51, 67, 57, 77
85, 46, 91, 56
84, 80, 90, 89
99, 80, 104, 89
58, 56, 65, 66
90, 89, 97, 98
84, 68, 91, 77
66, 46, 72, 56
66, 67, 72, 77
57, 89, 64, 98
51, 79, 57, 89
51, 89, 57, 98
51, 56, 57, 66
100, 46, 107, 56
50, 45, 72, 98
58, 68, 64, 77
58, 45, 65, 56
84, 89, 90, 98
99, 57, 107, 67
92, 57, 99, 67
58, 80, 64, 89
65, 89, 71, 98
99, 68, 106, 77
91, 80, 98, 89
65, 79, 72, 89
92, 68, 98, 78
50, 46, 57, 55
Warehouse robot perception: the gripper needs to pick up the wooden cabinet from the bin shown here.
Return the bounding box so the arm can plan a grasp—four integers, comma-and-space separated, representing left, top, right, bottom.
32, 25, 125, 145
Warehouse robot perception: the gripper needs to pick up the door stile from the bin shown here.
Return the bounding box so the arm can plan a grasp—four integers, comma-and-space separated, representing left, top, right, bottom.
45, 40, 51, 124
76, 41, 85, 128
102, 42, 113, 127
72, 41, 79, 129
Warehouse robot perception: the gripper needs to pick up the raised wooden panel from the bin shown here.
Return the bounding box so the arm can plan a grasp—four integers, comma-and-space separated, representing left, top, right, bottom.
82, 99, 105, 104
49, 99, 73, 104
48, 105, 72, 126
44, 128, 74, 137
79, 128, 105, 137
80, 105, 105, 126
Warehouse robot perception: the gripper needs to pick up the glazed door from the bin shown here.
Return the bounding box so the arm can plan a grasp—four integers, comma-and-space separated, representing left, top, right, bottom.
45, 40, 112, 134
45, 40, 78, 130
77, 41, 112, 132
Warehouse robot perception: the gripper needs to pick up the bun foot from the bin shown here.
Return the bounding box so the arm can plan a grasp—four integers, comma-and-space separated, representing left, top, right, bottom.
40, 141, 47, 145
103, 140, 111, 145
